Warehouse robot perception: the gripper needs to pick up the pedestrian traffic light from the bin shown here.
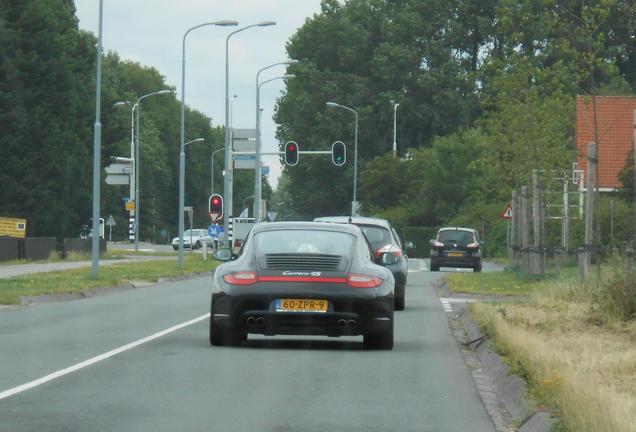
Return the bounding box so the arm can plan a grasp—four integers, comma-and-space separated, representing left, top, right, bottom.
209, 194, 223, 218
284, 141, 299, 166
332, 141, 346, 166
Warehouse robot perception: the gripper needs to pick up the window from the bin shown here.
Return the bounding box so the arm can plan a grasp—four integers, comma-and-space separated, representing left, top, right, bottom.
255, 230, 355, 255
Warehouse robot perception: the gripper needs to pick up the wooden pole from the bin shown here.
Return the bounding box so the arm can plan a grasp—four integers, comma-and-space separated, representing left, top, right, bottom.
584, 142, 596, 280
532, 170, 541, 274
522, 185, 529, 273
510, 190, 517, 263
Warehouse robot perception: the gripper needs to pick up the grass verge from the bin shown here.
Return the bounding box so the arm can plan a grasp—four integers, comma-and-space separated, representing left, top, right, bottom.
0, 254, 219, 305
464, 266, 636, 432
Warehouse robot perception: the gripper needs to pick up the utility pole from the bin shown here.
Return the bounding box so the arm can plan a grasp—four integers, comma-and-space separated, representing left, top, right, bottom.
584, 142, 597, 280
532, 171, 541, 274
563, 175, 570, 254
509, 190, 517, 263
521, 185, 529, 273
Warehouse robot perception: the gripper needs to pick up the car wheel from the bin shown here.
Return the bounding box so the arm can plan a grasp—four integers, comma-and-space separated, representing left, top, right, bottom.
172, 245, 178, 251
363, 312, 394, 350
394, 294, 405, 311
195, 240, 202, 249
430, 261, 439, 272
473, 263, 482, 273
209, 300, 242, 347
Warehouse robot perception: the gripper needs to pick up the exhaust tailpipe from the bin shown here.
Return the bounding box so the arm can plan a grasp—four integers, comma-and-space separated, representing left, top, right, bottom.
246, 317, 255, 326
337, 319, 347, 328
346, 320, 357, 329
255, 317, 265, 327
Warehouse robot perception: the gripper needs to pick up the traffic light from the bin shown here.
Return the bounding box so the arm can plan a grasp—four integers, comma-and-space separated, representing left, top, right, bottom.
209, 194, 223, 218
284, 141, 299, 166
332, 141, 346, 166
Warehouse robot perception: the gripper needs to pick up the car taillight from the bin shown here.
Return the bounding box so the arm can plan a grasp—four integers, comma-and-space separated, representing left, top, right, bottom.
347, 274, 382, 288
467, 242, 479, 248
433, 241, 444, 247
223, 271, 257, 285
374, 244, 403, 258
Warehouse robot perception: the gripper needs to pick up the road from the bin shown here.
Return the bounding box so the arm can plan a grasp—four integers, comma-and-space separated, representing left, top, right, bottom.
0, 259, 496, 432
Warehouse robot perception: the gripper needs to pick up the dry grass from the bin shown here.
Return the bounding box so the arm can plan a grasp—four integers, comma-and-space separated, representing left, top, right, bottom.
472, 300, 636, 432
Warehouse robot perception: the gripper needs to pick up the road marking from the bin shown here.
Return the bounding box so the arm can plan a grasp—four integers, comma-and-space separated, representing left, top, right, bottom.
440, 299, 453, 313
408, 258, 427, 273
0, 313, 210, 401
440, 297, 478, 304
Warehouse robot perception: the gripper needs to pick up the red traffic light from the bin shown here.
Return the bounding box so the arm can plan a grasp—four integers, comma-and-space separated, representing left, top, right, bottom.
284, 141, 299, 166
209, 194, 223, 218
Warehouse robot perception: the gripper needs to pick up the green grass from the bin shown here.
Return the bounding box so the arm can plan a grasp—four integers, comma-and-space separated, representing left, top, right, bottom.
445, 268, 539, 296
0, 255, 219, 305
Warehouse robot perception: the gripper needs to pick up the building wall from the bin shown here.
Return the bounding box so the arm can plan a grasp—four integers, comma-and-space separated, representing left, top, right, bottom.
576, 96, 636, 189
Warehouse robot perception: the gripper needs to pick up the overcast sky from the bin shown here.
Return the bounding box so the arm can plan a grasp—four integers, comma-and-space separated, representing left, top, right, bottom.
74, 0, 324, 188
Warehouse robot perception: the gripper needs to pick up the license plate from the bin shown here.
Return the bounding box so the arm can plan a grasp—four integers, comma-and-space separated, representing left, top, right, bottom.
448, 252, 463, 257
275, 298, 328, 313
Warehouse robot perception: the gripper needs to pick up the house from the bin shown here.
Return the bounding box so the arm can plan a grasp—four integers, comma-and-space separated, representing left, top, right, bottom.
576, 95, 636, 191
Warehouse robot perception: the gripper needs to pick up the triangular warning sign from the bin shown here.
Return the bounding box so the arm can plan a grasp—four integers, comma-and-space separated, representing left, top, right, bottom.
500, 203, 512, 219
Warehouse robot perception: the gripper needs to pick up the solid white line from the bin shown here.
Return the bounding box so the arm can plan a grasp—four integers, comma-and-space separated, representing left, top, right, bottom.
0, 313, 210, 401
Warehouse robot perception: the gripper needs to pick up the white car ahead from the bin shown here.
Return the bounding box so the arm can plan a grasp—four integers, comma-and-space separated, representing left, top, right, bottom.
172, 229, 214, 250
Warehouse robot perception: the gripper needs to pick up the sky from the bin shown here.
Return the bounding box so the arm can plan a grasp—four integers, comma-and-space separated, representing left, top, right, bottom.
74, 0, 324, 189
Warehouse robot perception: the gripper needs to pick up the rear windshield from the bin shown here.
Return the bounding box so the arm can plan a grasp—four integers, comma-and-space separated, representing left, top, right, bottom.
438, 230, 475, 244
356, 225, 392, 250
255, 230, 355, 255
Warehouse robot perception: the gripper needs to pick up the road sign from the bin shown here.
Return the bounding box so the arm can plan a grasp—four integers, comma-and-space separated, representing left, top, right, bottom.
208, 225, 220, 237
0, 217, 27, 238
262, 165, 270, 176
106, 215, 116, 226
105, 163, 133, 175
233, 128, 256, 151
209, 212, 221, 223
234, 154, 256, 169
501, 203, 513, 219
125, 200, 135, 211
105, 174, 129, 185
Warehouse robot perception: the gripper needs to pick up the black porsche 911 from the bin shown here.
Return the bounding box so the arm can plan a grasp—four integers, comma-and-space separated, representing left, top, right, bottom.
209, 222, 395, 349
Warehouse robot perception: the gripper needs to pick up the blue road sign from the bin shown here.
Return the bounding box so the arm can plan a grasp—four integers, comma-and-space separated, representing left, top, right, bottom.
208, 225, 220, 237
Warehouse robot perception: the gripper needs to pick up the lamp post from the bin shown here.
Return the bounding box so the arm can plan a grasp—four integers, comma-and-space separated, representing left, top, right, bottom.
326, 102, 359, 215
134, 89, 173, 251
224, 21, 276, 247
390, 100, 399, 157
114, 100, 137, 241
210, 147, 225, 195
254, 69, 295, 222
179, 20, 238, 268
91, 0, 104, 276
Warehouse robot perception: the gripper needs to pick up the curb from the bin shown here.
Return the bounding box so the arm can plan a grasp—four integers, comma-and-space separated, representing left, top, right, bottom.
434, 279, 555, 432
17, 271, 213, 307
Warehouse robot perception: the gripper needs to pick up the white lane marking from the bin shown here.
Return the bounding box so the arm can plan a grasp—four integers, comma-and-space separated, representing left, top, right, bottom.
408, 258, 427, 273
440, 299, 453, 312
0, 313, 210, 401
440, 297, 478, 304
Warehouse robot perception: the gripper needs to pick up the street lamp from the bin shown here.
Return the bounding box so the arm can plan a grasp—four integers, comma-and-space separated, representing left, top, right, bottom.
113, 100, 137, 242
326, 101, 359, 215
185, 138, 205, 147
134, 89, 173, 252
210, 147, 225, 195
390, 100, 399, 157
254, 68, 296, 222
90, 0, 104, 276
178, 20, 238, 268
224, 21, 276, 247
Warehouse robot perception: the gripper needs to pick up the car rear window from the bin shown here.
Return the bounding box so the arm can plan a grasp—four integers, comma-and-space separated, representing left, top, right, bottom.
255, 230, 354, 255
438, 230, 475, 244
356, 225, 392, 250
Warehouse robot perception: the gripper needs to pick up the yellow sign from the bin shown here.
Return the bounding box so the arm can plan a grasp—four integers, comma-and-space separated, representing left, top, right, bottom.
125, 201, 135, 211
0, 217, 27, 238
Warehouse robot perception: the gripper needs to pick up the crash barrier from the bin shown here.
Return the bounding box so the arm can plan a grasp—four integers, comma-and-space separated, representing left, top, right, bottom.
400, 226, 438, 258
64, 238, 107, 256
25, 237, 57, 260
0, 237, 21, 261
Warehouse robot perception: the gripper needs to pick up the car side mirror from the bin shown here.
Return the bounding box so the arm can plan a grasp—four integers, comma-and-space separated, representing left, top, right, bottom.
429, 238, 436, 246
404, 240, 415, 251
379, 252, 399, 266
213, 248, 233, 262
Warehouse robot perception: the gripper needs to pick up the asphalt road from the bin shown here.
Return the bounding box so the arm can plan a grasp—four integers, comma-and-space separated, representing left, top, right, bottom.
0, 259, 496, 432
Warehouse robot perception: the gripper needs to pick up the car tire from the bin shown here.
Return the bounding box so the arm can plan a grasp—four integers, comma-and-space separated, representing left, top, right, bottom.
195, 241, 202, 249
473, 262, 482, 273
172, 245, 178, 251
430, 261, 439, 272
363, 312, 394, 350
209, 299, 242, 347
394, 294, 405, 311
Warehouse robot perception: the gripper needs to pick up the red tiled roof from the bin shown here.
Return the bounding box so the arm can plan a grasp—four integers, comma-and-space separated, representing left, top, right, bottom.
576, 96, 636, 189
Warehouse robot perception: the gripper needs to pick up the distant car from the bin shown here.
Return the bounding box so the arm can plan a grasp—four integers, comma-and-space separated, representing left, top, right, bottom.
171, 229, 214, 250
209, 221, 395, 349
314, 216, 412, 311
429, 227, 482, 272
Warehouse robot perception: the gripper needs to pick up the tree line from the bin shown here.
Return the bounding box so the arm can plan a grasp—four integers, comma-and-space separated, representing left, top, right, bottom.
274, 0, 635, 251
0, 0, 270, 241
